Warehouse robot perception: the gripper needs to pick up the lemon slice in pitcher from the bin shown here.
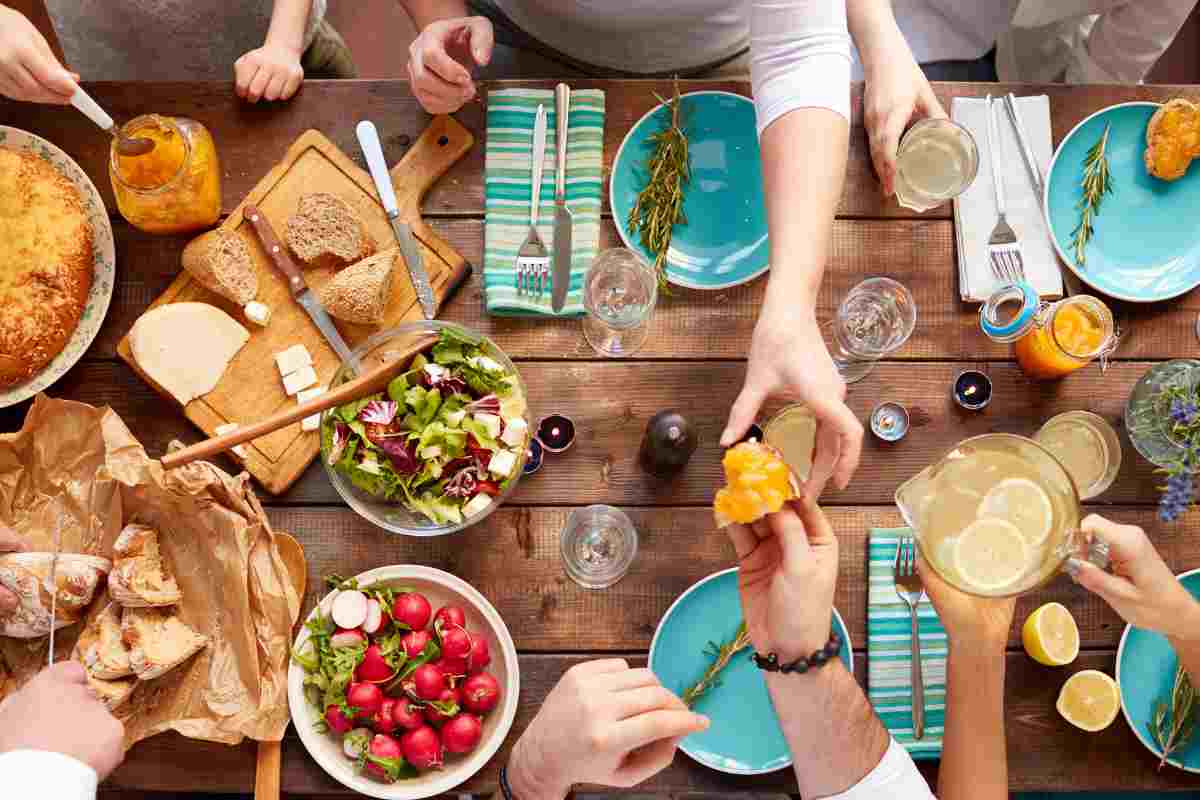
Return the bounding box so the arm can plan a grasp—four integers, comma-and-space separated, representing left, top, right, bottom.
953, 518, 1029, 592
1056, 670, 1120, 732
1022, 602, 1080, 666
978, 478, 1053, 548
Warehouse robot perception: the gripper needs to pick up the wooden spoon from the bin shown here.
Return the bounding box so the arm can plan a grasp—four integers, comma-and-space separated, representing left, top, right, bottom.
255, 531, 306, 800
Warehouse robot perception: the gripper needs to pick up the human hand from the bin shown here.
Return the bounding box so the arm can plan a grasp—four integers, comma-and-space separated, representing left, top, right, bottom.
1071, 514, 1200, 642
721, 304, 862, 500
918, 554, 1014, 653
725, 498, 839, 661
0, 662, 125, 778
861, 25, 946, 197
507, 659, 708, 799
0, 525, 24, 618
0, 6, 77, 104
406, 16, 493, 114
235, 42, 304, 103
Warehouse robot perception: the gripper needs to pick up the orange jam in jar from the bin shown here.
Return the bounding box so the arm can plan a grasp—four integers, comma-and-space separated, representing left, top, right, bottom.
1013, 296, 1114, 379
110, 115, 221, 234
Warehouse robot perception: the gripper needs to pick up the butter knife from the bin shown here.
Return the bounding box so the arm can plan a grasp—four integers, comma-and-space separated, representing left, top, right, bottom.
356, 120, 437, 320
551, 83, 573, 314
244, 204, 362, 373
46, 548, 58, 667
1003, 93, 1045, 205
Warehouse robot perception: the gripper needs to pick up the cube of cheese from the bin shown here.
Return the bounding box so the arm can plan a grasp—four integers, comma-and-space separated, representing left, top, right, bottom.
274, 344, 312, 378
297, 385, 326, 432
463, 493, 493, 518
488, 448, 517, 478
282, 365, 318, 396
214, 422, 247, 458
243, 301, 272, 326
474, 413, 502, 440
301, 414, 321, 432
500, 417, 529, 447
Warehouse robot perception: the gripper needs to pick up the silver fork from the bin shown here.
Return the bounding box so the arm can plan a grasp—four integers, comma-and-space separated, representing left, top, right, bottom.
517, 104, 550, 297
985, 94, 1025, 286
893, 536, 926, 741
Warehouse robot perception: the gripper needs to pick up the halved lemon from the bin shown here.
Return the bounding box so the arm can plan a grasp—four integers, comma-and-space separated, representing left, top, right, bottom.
1056, 670, 1120, 732
953, 518, 1029, 592
978, 478, 1053, 548
1022, 602, 1080, 666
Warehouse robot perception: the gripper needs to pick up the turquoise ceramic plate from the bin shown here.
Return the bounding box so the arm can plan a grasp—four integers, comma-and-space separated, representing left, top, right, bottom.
611, 91, 767, 290
1116, 568, 1200, 773
649, 567, 852, 774
0, 126, 115, 408
1045, 102, 1200, 303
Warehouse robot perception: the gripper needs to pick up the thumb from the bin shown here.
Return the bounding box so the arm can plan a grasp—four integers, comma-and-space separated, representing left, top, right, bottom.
793, 496, 836, 549
45, 660, 87, 684
1081, 514, 1147, 565
721, 382, 767, 448
1071, 559, 1138, 607
770, 502, 814, 576
464, 17, 494, 66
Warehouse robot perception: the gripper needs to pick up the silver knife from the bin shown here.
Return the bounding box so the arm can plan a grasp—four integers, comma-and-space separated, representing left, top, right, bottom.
551, 83, 573, 314
356, 120, 437, 320
47, 533, 59, 667
244, 204, 362, 373
1003, 93, 1045, 205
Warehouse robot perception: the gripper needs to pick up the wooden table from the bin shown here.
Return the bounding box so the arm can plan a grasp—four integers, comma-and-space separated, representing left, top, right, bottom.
3, 79, 1199, 796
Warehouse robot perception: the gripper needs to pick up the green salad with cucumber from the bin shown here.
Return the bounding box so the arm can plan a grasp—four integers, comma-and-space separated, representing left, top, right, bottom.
322, 329, 528, 525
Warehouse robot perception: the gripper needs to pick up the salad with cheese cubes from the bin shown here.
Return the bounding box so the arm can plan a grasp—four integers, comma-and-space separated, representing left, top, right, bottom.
322, 328, 528, 525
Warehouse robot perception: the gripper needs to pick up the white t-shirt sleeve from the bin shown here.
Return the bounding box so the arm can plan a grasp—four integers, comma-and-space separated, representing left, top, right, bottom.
825, 737, 936, 800
0, 749, 98, 799
749, 0, 852, 135
1069, 0, 1195, 84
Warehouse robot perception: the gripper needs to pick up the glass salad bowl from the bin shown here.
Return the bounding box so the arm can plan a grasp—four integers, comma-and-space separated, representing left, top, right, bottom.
320, 321, 530, 537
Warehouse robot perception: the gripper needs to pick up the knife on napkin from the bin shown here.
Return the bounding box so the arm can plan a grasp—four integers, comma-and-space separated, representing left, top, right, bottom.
551, 83, 573, 314
356, 120, 437, 320
244, 204, 362, 373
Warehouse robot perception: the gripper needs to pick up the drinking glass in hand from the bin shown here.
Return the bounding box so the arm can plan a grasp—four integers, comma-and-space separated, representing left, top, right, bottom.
829, 277, 917, 383
583, 248, 658, 357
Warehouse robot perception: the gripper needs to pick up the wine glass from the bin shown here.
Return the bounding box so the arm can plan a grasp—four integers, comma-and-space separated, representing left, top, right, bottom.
582, 248, 658, 357
828, 277, 917, 383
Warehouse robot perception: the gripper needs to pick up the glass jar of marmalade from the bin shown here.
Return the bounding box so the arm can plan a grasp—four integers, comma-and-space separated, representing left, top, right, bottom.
109, 114, 221, 234
981, 284, 1115, 379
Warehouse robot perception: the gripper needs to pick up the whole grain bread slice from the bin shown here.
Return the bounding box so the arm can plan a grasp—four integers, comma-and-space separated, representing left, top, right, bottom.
286, 192, 377, 270
1145, 98, 1200, 181
316, 249, 397, 325
181, 229, 258, 305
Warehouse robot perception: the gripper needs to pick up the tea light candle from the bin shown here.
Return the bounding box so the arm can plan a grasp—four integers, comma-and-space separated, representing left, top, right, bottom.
737, 423, 765, 446
954, 370, 993, 410
536, 415, 576, 453
870, 402, 910, 442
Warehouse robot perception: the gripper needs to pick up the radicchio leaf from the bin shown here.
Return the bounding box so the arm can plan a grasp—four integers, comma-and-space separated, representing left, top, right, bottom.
378, 438, 419, 474
444, 467, 478, 498
327, 422, 350, 466
465, 394, 501, 416
359, 399, 399, 425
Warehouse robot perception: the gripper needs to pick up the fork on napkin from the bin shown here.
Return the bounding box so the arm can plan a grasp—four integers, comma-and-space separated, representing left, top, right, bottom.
952, 95, 1062, 302
484, 88, 605, 317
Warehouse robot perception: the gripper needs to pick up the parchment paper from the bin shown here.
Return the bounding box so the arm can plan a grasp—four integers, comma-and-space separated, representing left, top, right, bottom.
0, 395, 301, 747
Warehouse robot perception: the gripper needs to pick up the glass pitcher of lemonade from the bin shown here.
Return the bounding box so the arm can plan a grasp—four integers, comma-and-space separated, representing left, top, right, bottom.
895, 434, 1108, 597
981, 288, 1115, 380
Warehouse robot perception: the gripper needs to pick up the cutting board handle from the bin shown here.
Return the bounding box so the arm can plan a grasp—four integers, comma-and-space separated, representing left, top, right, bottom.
389, 114, 473, 218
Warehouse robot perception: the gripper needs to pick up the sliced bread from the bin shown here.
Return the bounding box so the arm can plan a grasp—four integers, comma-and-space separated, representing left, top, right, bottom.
316, 249, 397, 325
73, 611, 137, 710
110, 524, 183, 608
181, 229, 258, 305
1145, 98, 1200, 181
0, 552, 111, 637
88, 602, 134, 679
121, 606, 209, 681
286, 192, 376, 269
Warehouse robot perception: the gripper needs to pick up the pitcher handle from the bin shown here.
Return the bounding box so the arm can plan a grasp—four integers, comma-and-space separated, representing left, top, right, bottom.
1059, 528, 1111, 574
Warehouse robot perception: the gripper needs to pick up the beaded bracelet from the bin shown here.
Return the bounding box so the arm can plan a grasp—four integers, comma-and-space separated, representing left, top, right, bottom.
752, 631, 843, 674
499, 765, 516, 800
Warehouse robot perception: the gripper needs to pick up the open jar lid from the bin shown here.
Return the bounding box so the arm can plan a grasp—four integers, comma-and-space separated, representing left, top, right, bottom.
979, 281, 1040, 343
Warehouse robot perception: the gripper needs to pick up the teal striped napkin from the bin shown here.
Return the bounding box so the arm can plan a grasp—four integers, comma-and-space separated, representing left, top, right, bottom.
868, 527, 946, 759
484, 88, 605, 316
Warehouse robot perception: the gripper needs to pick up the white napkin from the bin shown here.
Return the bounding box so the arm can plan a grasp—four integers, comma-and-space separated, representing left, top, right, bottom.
952, 95, 1063, 302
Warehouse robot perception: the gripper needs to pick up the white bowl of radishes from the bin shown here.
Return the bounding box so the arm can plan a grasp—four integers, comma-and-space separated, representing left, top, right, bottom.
288, 565, 519, 799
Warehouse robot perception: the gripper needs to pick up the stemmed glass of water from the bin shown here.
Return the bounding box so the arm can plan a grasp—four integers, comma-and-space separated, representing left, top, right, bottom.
582, 248, 658, 357
829, 277, 917, 383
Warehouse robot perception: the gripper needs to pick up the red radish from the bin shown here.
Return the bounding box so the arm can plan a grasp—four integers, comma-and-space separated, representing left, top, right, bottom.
441, 713, 483, 754
391, 700, 426, 731
404, 663, 447, 701
467, 633, 491, 672
364, 733, 405, 782
424, 687, 461, 726
461, 672, 501, 714
433, 605, 466, 635
331, 628, 366, 649
342, 727, 372, 759
325, 704, 354, 734
401, 629, 433, 658
434, 656, 469, 682
440, 625, 473, 660
356, 644, 396, 684
331, 589, 369, 629
400, 725, 444, 770
391, 592, 432, 631
362, 599, 385, 635
372, 698, 398, 734
347, 682, 384, 719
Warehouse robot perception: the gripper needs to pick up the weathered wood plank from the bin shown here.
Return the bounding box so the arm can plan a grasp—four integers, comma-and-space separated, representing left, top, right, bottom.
105, 651, 1197, 795
4, 360, 1178, 507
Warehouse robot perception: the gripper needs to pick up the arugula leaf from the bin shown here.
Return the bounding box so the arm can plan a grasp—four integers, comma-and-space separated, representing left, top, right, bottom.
384, 641, 442, 694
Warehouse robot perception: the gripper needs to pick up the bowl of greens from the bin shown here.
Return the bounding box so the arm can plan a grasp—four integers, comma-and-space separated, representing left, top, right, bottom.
320, 321, 530, 536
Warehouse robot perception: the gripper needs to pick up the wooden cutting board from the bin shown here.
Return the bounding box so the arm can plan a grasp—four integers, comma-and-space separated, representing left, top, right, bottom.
117, 115, 474, 495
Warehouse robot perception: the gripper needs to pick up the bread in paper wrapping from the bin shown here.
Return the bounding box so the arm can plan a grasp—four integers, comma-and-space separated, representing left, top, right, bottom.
73, 603, 136, 710
0, 552, 111, 638
109, 523, 183, 608
121, 606, 209, 680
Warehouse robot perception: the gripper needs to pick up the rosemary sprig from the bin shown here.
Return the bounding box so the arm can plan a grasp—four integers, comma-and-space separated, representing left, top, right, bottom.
681, 622, 752, 709
1070, 123, 1113, 269
627, 78, 690, 291
1148, 664, 1197, 770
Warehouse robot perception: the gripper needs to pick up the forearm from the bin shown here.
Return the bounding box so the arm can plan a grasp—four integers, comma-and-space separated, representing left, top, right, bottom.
845, 0, 902, 75
399, 0, 468, 31
939, 646, 1007, 800
1077, 1, 1194, 83
505, 733, 569, 800
1168, 598, 1200, 683
767, 660, 890, 797
263, 0, 312, 54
